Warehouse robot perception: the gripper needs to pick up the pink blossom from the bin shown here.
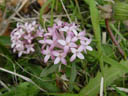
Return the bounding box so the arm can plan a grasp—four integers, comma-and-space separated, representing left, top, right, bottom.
80, 38, 93, 53
11, 19, 93, 64
72, 30, 86, 42
70, 46, 84, 62
42, 46, 52, 63
58, 36, 77, 52
53, 51, 67, 65
11, 21, 43, 57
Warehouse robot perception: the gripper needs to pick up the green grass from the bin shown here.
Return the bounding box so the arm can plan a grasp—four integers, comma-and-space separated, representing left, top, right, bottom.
0, 0, 128, 96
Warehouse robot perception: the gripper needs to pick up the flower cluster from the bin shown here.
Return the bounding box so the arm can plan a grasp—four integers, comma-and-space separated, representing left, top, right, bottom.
11, 21, 44, 57
38, 19, 93, 65
11, 20, 92, 64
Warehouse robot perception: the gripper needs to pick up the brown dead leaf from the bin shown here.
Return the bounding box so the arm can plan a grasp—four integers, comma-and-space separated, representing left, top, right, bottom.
0, 10, 2, 22
3, 25, 10, 36
10, 0, 19, 6
10, 0, 30, 13
37, 0, 47, 6
0, 0, 4, 4
37, 0, 50, 13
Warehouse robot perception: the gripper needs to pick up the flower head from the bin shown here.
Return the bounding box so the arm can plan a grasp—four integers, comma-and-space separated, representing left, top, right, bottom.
11, 19, 93, 65
38, 19, 93, 64
11, 21, 44, 57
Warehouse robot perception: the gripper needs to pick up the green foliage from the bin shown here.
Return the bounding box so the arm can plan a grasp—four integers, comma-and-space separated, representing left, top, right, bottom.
113, 2, 128, 21
1, 82, 39, 96
69, 63, 77, 92
79, 60, 128, 96
1, 0, 128, 96
0, 36, 11, 46
40, 64, 59, 77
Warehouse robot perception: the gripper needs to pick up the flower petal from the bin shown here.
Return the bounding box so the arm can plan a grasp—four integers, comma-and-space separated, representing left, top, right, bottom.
71, 48, 76, 53
64, 46, 69, 53
59, 26, 68, 32
66, 36, 71, 43
73, 29, 78, 36
44, 55, 50, 63
77, 53, 84, 59
46, 39, 53, 44
80, 39, 91, 45
72, 37, 78, 42
78, 46, 84, 52
61, 58, 67, 65
69, 43, 77, 48
18, 51, 23, 57
79, 31, 86, 36
38, 40, 44, 44
70, 54, 76, 62
86, 46, 93, 51
52, 51, 59, 56
54, 57, 60, 64
58, 40, 66, 46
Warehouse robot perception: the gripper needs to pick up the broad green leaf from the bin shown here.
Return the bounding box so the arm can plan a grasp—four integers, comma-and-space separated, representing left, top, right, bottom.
69, 63, 77, 92
84, 0, 104, 74
40, 64, 59, 77
35, 77, 60, 92
79, 60, 128, 96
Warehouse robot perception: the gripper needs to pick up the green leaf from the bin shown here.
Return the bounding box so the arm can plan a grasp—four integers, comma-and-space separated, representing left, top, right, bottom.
0, 43, 11, 57
46, 93, 80, 96
40, 64, 59, 77
79, 60, 128, 96
69, 63, 77, 92
113, 86, 127, 96
84, 0, 104, 74
0, 36, 11, 46
1, 82, 39, 96
40, 0, 52, 27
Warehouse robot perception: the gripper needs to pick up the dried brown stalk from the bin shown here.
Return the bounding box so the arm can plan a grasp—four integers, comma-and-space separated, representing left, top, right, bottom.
105, 19, 125, 57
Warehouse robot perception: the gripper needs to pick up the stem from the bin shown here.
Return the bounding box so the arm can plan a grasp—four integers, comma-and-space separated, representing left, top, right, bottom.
105, 19, 125, 58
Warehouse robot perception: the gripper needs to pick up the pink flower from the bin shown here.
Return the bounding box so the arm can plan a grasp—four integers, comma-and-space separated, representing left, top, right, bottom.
11, 21, 43, 57
11, 19, 93, 64
58, 36, 77, 52
53, 51, 67, 65
39, 39, 53, 45
72, 30, 86, 42
35, 26, 44, 37
25, 44, 35, 54
70, 46, 84, 62
24, 34, 33, 43
59, 23, 78, 35
42, 46, 51, 63
80, 38, 93, 53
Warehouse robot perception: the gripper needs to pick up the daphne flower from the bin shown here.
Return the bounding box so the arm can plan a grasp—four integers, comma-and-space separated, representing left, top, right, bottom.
24, 34, 33, 43
59, 23, 78, 35
72, 30, 86, 42
42, 46, 52, 63
11, 21, 43, 57
58, 36, 77, 52
25, 44, 35, 54
35, 26, 44, 37
53, 51, 67, 65
39, 39, 53, 45
80, 38, 93, 53
70, 46, 84, 62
